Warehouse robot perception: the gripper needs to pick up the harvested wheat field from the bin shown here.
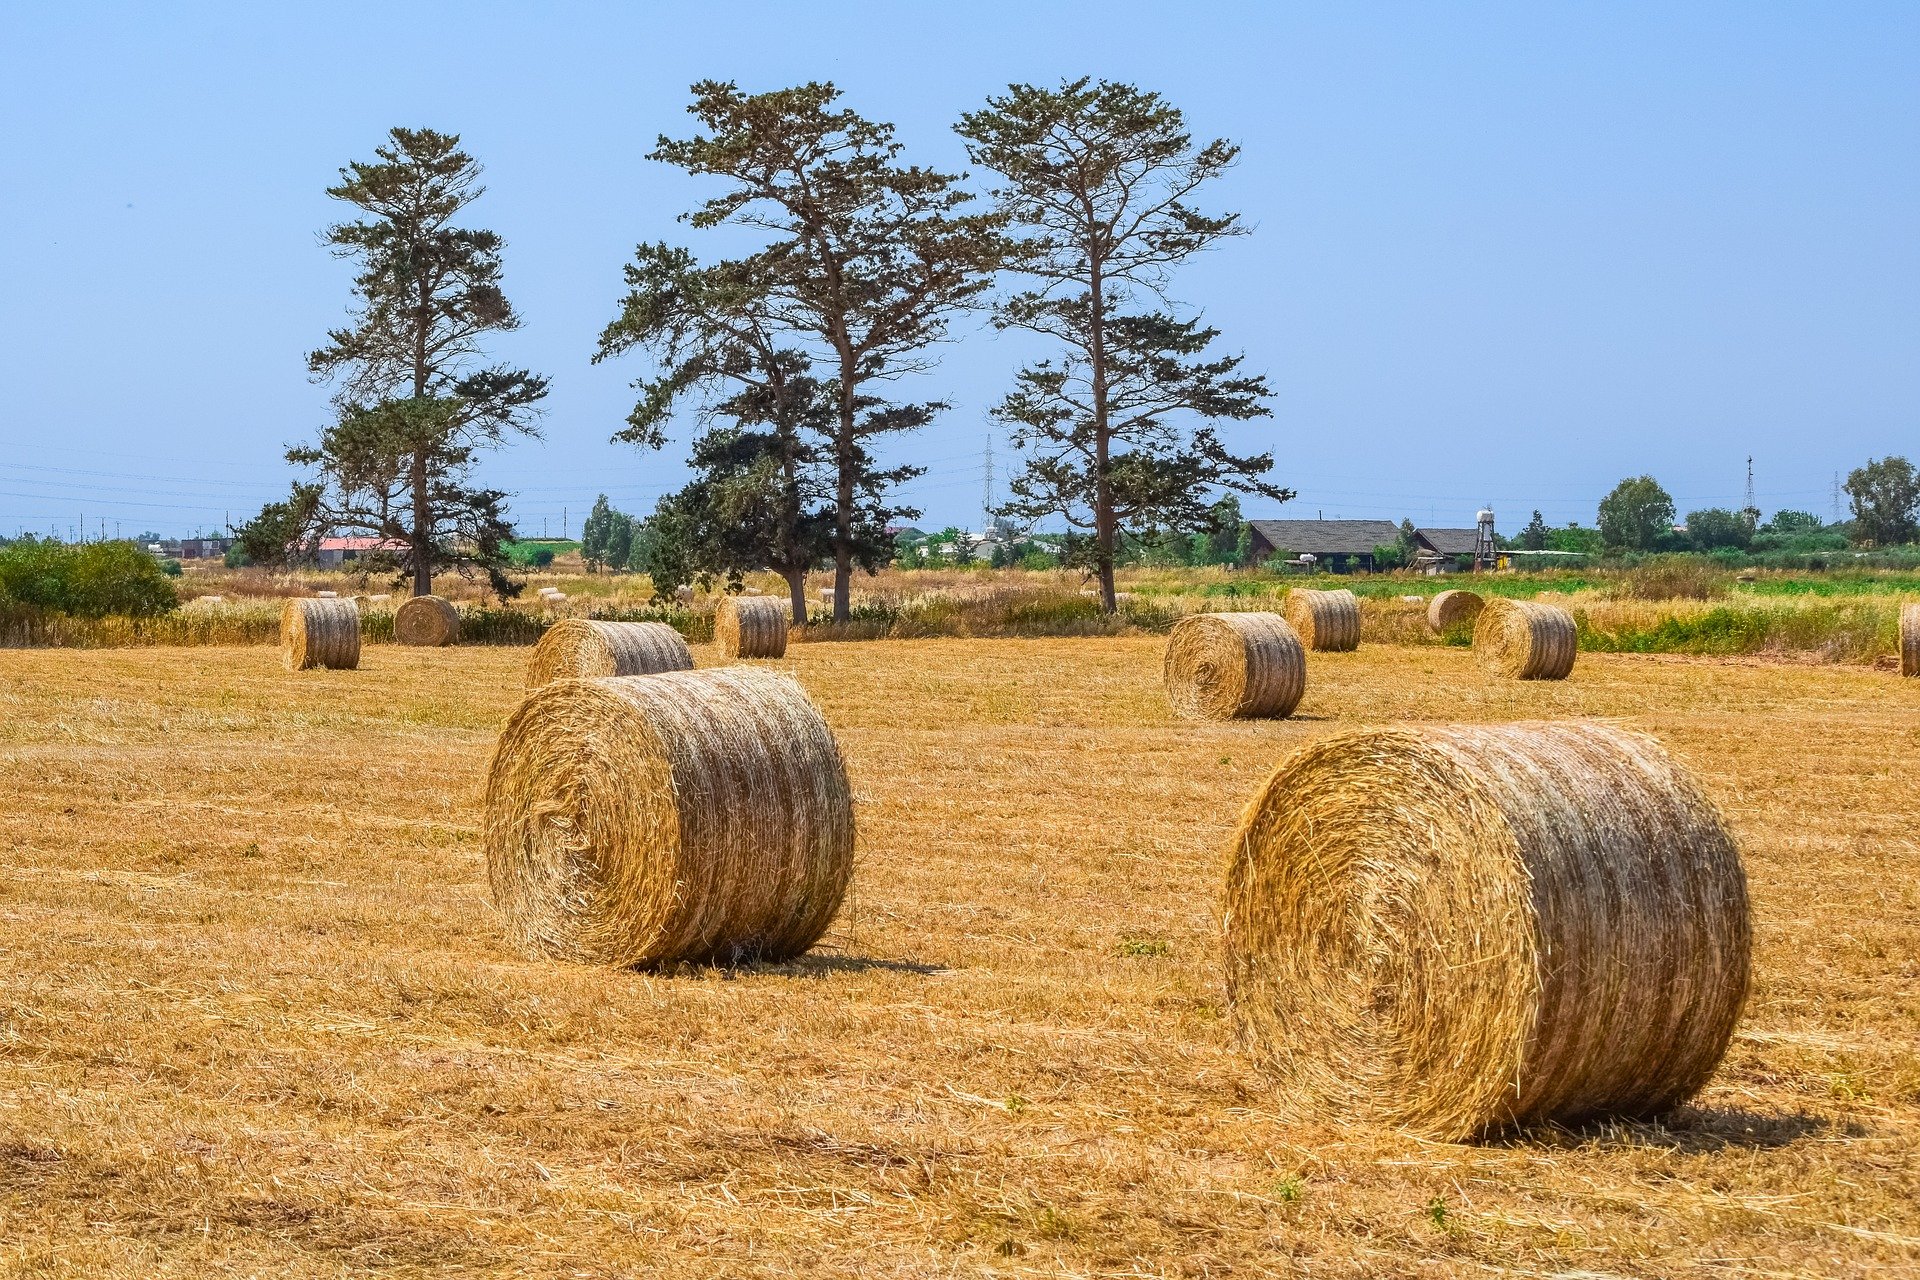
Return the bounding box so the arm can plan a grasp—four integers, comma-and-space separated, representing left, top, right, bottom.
0, 639, 1917, 1278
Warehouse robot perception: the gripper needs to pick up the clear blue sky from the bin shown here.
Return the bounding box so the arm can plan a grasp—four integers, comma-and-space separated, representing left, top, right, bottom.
1, 2, 1914, 541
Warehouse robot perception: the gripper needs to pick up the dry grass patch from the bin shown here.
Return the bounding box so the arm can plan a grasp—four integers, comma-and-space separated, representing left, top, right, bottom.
0, 640, 1915, 1276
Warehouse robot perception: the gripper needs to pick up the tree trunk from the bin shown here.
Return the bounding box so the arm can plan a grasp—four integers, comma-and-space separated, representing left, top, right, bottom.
410, 450, 431, 597
785, 566, 808, 626
832, 358, 856, 624
1088, 259, 1116, 614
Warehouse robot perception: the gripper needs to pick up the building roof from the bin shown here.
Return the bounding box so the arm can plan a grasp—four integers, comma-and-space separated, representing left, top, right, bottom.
1247, 519, 1401, 557
1414, 527, 1481, 555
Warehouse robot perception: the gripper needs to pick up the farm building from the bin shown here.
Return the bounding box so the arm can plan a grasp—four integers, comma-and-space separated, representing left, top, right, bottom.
1246, 519, 1495, 573
1245, 519, 1401, 573
1410, 527, 1482, 572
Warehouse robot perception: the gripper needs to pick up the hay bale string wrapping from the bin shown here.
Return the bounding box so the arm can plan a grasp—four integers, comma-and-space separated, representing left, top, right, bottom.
1221, 721, 1750, 1140
717, 595, 789, 659
485, 667, 853, 967
280, 597, 361, 671
1475, 596, 1578, 679
525, 619, 695, 688
1164, 612, 1307, 720
394, 594, 461, 647
1283, 587, 1361, 652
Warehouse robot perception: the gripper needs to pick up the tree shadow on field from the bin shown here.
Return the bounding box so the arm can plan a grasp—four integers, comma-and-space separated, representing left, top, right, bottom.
1503, 1105, 1838, 1154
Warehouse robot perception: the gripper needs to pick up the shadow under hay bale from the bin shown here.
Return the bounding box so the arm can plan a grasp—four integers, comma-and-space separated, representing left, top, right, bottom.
1427, 588, 1485, 634
1475, 597, 1577, 679
1283, 588, 1360, 652
281, 598, 360, 671
1903, 603, 1919, 678
1221, 721, 1750, 1142
1164, 612, 1306, 720
394, 594, 460, 647
717, 595, 788, 659
484, 667, 853, 968
524, 618, 694, 688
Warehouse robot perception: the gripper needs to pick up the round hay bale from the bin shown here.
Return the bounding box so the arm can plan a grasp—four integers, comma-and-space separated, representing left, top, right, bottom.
1427, 588, 1486, 633
281, 597, 360, 671
1282, 588, 1361, 652
717, 595, 788, 659
525, 619, 695, 688
367, 593, 391, 603
1222, 721, 1750, 1140
1164, 612, 1306, 720
394, 594, 460, 647
484, 667, 854, 967
315, 590, 338, 599
1475, 597, 1578, 680
1902, 602, 1920, 678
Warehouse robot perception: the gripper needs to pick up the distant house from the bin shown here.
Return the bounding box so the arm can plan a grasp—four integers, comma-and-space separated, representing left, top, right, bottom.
148, 537, 232, 560
1245, 519, 1401, 573
1410, 527, 1482, 572
315, 536, 408, 567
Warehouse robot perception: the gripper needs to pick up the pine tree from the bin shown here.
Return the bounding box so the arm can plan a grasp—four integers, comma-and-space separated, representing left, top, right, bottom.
252, 128, 547, 596
957, 79, 1289, 612
639, 82, 1005, 620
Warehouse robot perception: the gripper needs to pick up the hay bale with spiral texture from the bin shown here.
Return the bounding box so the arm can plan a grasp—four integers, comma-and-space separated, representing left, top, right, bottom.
1282, 588, 1361, 652
1902, 603, 1920, 678
1475, 597, 1577, 679
717, 595, 788, 659
525, 619, 694, 688
1164, 612, 1306, 720
394, 594, 460, 646
1427, 588, 1485, 633
281, 597, 360, 671
1222, 721, 1750, 1141
484, 667, 854, 967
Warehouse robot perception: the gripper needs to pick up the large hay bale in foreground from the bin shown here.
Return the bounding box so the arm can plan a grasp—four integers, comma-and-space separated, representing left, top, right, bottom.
281, 598, 360, 671
394, 594, 460, 647
1222, 721, 1750, 1140
1903, 603, 1920, 678
1282, 588, 1360, 652
525, 619, 694, 688
717, 595, 788, 659
1164, 612, 1306, 720
1427, 588, 1485, 633
484, 668, 854, 967
1475, 597, 1577, 679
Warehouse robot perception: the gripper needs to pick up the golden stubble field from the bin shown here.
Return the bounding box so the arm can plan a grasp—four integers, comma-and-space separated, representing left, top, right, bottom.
0, 638, 1916, 1278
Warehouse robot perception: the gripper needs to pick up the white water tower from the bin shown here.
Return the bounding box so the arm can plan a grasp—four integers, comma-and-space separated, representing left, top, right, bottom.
1475, 507, 1496, 571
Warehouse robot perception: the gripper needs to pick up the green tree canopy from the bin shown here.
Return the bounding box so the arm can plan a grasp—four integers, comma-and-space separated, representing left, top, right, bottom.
1597, 476, 1676, 551
1844, 456, 1919, 546
1684, 507, 1753, 551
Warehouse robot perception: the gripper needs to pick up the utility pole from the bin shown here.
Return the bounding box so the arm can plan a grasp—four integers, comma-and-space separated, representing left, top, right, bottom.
1742, 456, 1758, 528
981, 433, 995, 533
563, 507, 568, 539
1832, 472, 1842, 523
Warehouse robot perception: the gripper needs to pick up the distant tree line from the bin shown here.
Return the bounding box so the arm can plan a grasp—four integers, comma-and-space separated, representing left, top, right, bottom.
1499, 456, 1918, 559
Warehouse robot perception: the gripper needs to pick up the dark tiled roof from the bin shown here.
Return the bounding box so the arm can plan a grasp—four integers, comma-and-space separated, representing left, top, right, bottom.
1247, 519, 1401, 556
1415, 527, 1481, 555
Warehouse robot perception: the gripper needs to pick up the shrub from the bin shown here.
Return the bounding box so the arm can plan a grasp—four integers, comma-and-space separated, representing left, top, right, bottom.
1610, 556, 1728, 602
159, 558, 184, 577
0, 538, 180, 618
